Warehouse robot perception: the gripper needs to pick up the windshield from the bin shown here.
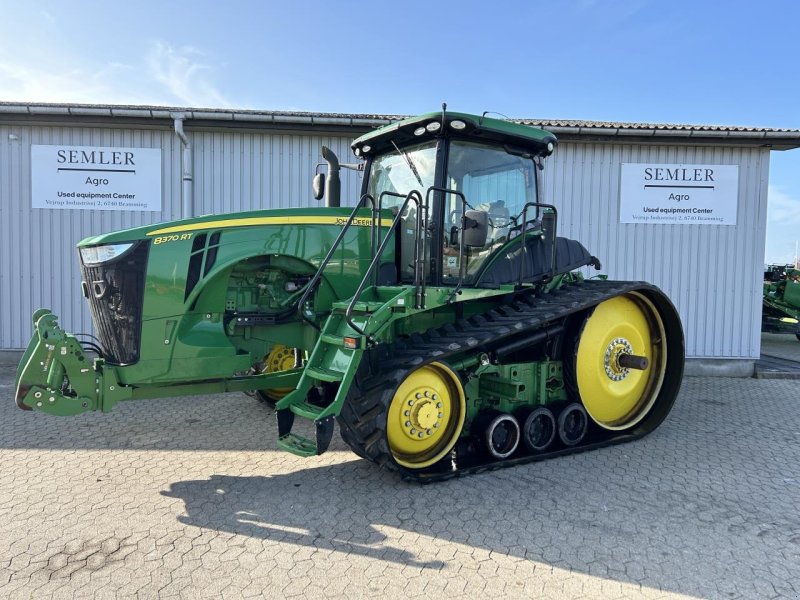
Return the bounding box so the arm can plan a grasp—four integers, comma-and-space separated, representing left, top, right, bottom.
366, 141, 437, 209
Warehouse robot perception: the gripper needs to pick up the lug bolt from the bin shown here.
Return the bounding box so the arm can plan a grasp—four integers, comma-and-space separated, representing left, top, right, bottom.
436, 402, 442, 408
432, 394, 438, 400
404, 410, 410, 416
424, 391, 429, 397
49, 397, 55, 403
415, 393, 422, 399
34, 392, 42, 399
405, 421, 411, 427
426, 429, 432, 436
36, 401, 42, 407
410, 428, 417, 435
438, 413, 443, 418
418, 432, 424, 438
408, 399, 414, 406
433, 423, 439, 428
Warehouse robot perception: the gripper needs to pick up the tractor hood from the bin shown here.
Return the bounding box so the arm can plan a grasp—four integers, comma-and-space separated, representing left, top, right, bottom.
78, 206, 363, 247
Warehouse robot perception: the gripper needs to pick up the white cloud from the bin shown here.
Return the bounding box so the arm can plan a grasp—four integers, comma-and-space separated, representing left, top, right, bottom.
145, 42, 232, 108
0, 40, 231, 108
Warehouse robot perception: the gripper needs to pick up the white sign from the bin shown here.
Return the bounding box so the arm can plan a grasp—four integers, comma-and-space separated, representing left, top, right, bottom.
620, 163, 738, 225
31, 145, 162, 211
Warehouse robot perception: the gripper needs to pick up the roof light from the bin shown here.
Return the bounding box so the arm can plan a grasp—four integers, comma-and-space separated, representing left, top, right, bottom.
354, 147, 362, 157
546, 142, 555, 153
450, 120, 466, 130
361, 145, 371, 153
426, 121, 441, 132
413, 126, 426, 136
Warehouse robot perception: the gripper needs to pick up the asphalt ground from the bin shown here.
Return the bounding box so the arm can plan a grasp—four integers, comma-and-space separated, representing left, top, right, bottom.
761, 332, 800, 363
1, 362, 799, 599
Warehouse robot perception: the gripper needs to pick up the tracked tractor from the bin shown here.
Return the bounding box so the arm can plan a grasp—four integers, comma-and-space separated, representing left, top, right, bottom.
762, 264, 800, 341
15, 108, 684, 480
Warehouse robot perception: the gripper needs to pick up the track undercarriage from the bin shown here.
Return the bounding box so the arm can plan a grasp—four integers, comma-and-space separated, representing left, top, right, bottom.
337, 280, 684, 482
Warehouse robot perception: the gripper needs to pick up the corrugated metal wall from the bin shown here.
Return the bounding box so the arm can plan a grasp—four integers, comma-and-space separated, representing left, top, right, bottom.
0, 121, 769, 359
541, 142, 769, 359
0, 123, 361, 350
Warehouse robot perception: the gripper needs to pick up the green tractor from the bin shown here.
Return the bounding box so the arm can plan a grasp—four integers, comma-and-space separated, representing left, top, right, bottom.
762, 264, 800, 341
15, 109, 684, 480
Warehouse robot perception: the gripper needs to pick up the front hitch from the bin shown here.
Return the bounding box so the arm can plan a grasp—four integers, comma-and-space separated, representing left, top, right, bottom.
14, 310, 129, 416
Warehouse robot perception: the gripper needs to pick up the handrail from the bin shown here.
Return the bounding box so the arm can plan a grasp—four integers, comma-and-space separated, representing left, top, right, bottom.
376, 191, 414, 287
517, 202, 558, 288
345, 190, 423, 343
422, 187, 467, 303
296, 193, 376, 330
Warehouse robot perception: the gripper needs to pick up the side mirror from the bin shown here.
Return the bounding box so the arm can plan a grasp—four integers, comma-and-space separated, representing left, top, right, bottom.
312, 172, 325, 201
463, 210, 489, 248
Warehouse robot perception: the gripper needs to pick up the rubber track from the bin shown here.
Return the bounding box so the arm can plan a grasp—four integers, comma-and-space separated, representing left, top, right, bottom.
337, 279, 671, 483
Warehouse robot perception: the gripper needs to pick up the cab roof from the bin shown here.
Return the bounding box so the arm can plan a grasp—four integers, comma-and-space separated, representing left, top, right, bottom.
351, 111, 557, 158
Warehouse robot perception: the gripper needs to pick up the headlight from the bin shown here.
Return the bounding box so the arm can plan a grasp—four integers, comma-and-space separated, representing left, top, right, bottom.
80, 243, 135, 265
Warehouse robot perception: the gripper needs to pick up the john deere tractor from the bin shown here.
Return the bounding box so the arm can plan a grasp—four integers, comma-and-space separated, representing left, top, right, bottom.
762, 264, 800, 341
15, 109, 684, 480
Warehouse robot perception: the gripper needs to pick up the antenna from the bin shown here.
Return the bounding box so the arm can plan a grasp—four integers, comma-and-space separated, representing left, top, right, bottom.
480, 110, 511, 126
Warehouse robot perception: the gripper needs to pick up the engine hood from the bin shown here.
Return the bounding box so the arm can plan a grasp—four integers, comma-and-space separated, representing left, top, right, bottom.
77, 206, 369, 247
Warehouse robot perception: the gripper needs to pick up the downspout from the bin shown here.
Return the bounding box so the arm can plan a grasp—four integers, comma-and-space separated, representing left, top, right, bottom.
171, 113, 193, 218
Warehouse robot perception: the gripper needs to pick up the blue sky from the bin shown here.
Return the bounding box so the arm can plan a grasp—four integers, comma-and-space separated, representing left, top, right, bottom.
1, 0, 798, 263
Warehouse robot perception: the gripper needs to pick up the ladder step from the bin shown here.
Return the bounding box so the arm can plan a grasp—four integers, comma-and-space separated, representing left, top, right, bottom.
290, 401, 329, 420
305, 366, 344, 382
320, 333, 343, 346
277, 433, 317, 457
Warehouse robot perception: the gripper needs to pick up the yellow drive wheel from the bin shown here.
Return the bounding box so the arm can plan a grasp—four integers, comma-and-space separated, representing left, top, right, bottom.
574, 292, 667, 430
259, 344, 301, 401
386, 362, 466, 469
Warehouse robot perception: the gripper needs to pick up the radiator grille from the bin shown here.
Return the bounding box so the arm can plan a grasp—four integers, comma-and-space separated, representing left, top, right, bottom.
80, 241, 149, 365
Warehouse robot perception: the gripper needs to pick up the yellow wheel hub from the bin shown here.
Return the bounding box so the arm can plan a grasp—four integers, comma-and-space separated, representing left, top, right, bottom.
386, 362, 466, 469
575, 293, 667, 430
260, 344, 300, 401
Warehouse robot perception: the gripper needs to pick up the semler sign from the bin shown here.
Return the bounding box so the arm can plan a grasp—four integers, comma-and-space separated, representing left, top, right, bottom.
31, 145, 162, 211
619, 163, 738, 225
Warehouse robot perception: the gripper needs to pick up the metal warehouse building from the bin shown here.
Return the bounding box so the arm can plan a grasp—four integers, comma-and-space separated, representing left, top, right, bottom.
2, 102, 799, 374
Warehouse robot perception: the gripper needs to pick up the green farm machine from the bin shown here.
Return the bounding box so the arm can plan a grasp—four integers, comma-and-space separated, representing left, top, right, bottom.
762, 264, 800, 341
16, 109, 684, 480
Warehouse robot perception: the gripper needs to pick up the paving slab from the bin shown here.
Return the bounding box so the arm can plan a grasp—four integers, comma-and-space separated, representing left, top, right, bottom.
0, 367, 799, 599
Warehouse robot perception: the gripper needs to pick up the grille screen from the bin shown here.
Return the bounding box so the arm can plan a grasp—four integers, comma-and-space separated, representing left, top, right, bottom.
80, 241, 149, 365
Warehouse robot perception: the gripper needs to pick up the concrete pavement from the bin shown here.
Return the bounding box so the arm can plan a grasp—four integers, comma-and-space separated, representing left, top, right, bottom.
1, 369, 799, 599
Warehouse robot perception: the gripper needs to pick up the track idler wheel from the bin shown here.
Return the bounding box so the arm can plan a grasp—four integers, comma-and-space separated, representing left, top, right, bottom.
572, 292, 671, 431
255, 344, 302, 405
557, 402, 588, 446
385, 362, 467, 469
521, 407, 556, 453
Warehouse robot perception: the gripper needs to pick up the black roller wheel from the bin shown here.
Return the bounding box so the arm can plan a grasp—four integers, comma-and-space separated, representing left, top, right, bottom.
483, 413, 520, 459
522, 407, 556, 453
557, 402, 588, 446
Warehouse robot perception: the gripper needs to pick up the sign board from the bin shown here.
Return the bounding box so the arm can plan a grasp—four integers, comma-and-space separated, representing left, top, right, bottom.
31, 145, 162, 211
620, 163, 738, 225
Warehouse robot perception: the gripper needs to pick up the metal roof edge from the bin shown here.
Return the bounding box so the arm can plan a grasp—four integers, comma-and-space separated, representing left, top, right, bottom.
1, 102, 798, 145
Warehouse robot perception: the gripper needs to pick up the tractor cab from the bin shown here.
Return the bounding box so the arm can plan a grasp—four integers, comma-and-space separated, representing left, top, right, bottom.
347, 110, 595, 292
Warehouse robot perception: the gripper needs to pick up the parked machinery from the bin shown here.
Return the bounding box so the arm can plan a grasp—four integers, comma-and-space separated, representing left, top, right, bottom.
16, 109, 685, 480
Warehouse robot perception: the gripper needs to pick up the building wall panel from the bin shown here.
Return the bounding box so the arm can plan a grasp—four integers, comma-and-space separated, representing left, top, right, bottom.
1, 121, 768, 361
541, 141, 768, 359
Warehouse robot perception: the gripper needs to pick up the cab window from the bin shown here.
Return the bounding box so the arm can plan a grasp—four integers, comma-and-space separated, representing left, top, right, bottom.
442, 141, 537, 283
